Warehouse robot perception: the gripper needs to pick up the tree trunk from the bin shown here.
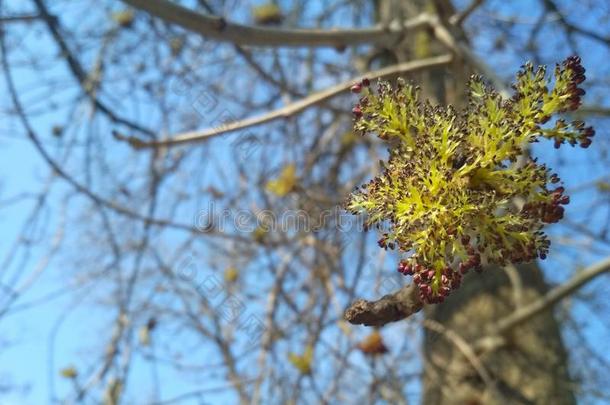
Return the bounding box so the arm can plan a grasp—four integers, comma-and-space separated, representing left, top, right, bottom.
423, 264, 576, 405
372, 1, 577, 404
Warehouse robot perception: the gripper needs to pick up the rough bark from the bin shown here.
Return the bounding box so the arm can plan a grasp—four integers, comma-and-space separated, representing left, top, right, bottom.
345, 283, 423, 326
423, 264, 576, 405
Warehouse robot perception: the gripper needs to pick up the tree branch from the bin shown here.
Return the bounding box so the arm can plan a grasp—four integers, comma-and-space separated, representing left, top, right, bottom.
0, 14, 41, 23
33, 0, 156, 138
427, 14, 511, 97
574, 105, 610, 117
347, 256, 610, 329
121, 0, 431, 48
423, 319, 498, 395
492, 256, 610, 334
449, 0, 484, 26
344, 283, 423, 327
542, 0, 610, 47
114, 54, 453, 148
0, 29, 235, 238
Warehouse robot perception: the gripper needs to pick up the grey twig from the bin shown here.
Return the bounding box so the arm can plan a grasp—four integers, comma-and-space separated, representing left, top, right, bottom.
122, 0, 430, 48
344, 283, 423, 327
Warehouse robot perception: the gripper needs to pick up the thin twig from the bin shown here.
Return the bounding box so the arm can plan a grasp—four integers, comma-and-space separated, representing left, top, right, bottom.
428, 15, 511, 97
542, 0, 610, 47
0, 14, 41, 22
423, 319, 498, 396
449, 0, 484, 26
492, 256, 610, 334
33, 0, 156, 137
114, 54, 453, 148
0, 28, 234, 238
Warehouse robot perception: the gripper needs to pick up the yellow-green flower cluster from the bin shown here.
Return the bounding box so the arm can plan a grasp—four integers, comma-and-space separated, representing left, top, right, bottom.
347, 56, 593, 303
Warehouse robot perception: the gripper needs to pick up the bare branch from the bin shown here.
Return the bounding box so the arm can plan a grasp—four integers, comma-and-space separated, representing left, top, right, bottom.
423, 319, 498, 396
493, 256, 610, 334
542, 0, 610, 47
344, 283, 423, 327
574, 105, 610, 117
0, 31, 223, 237
122, 0, 431, 48
347, 256, 610, 330
428, 15, 511, 97
114, 54, 453, 148
449, 0, 484, 26
33, 0, 156, 138
0, 14, 41, 23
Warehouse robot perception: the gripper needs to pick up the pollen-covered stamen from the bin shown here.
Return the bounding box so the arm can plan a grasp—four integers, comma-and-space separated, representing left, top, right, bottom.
559, 56, 588, 112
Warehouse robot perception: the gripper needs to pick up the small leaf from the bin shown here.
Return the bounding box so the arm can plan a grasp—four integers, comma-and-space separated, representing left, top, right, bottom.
60, 366, 78, 379
169, 37, 185, 56
358, 331, 388, 356
111, 10, 134, 28
265, 164, 297, 197
288, 345, 313, 374
138, 326, 150, 346
224, 266, 239, 283
597, 181, 610, 192
252, 3, 283, 25
252, 226, 268, 243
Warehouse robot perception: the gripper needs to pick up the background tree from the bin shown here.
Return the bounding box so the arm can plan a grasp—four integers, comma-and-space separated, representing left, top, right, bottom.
0, 0, 609, 404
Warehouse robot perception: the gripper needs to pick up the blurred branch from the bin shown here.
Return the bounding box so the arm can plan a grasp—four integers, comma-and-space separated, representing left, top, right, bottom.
114, 11, 523, 149
122, 0, 430, 48
32, 0, 156, 138
449, 0, 484, 26
113, 9, 534, 149
344, 283, 423, 327
0, 29, 225, 237
196, 0, 303, 97
427, 14, 511, 97
114, 54, 453, 148
542, 0, 610, 47
503, 264, 524, 309
423, 319, 499, 397
574, 105, 610, 117
0, 14, 41, 22
151, 379, 257, 405
563, 220, 610, 247
492, 256, 610, 334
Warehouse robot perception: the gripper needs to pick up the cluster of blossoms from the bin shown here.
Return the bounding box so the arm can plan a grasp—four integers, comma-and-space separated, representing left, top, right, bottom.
347, 56, 594, 304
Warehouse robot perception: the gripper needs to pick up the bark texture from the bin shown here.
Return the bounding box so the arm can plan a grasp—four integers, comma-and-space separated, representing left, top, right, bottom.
423, 264, 576, 405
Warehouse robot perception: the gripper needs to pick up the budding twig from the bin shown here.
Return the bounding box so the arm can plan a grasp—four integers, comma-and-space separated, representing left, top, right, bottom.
344, 283, 423, 327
